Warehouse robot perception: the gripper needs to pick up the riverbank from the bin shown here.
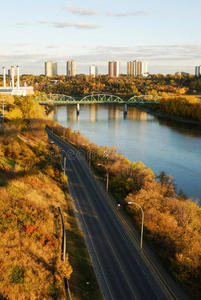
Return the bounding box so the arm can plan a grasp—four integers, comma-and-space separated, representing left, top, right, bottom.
135, 104, 201, 126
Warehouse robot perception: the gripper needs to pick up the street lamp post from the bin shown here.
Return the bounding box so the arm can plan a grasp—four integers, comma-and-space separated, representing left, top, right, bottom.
98, 163, 109, 192
64, 156, 66, 175
83, 144, 91, 170
128, 202, 144, 250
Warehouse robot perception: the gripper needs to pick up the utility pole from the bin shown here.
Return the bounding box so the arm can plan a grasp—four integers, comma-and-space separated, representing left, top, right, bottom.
0, 98, 5, 131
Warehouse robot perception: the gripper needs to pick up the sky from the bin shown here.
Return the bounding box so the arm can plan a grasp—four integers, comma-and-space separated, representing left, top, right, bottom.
0, 0, 201, 75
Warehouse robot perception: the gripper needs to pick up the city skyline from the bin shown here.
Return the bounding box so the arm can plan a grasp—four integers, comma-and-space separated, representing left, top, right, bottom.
0, 0, 201, 75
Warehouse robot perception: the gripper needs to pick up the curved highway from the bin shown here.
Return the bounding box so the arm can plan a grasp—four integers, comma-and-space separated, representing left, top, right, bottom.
46, 128, 188, 300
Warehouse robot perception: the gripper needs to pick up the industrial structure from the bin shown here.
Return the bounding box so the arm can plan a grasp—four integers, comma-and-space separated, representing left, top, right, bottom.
108, 61, 121, 77
8, 68, 17, 78
127, 60, 148, 77
0, 66, 33, 96
66, 60, 76, 76
45, 61, 57, 77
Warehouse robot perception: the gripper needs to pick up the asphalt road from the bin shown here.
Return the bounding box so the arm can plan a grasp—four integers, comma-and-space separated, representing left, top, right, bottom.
46, 128, 188, 300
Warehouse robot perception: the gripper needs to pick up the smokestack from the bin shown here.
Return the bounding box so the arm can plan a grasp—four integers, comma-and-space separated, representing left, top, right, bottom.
11, 66, 14, 90
17, 66, 20, 90
3, 67, 6, 89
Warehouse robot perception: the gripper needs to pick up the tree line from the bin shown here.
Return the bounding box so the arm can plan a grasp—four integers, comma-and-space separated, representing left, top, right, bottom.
1, 73, 201, 96
159, 96, 201, 121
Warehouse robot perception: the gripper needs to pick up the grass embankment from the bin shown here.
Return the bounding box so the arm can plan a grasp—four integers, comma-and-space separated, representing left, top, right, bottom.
52, 121, 201, 299
0, 94, 102, 299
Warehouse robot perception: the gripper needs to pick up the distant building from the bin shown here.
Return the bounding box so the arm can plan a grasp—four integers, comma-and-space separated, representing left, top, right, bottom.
67, 60, 76, 76
108, 61, 121, 77
89, 65, 98, 77
195, 65, 201, 76
127, 60, 147, 76
175, 71, 190, 76
45, 61, 57, 77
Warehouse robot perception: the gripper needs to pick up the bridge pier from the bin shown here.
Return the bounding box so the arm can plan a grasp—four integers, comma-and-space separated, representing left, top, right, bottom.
124, 104, 127, 117
76, 103, 80, 116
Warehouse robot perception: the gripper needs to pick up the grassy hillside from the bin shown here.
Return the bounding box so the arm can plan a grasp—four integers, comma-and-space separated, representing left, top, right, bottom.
0, 95, 102, 299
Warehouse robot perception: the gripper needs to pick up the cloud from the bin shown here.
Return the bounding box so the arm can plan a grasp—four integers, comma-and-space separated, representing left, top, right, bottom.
63, 5, 150, 18
52, 21, 100, 29
104, 11, 150, 17
90, 44, 201, 62
63, 6, 99, 16
37, 20, 100, 29
16, 22, 29, 26
133, 44, 201, 61
46, 45, 59, 49
37, 20, 49, 24
14, 43, 29, 47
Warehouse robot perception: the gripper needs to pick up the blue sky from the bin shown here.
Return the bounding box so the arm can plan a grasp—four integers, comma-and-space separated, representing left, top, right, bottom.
0, 0, 201, 75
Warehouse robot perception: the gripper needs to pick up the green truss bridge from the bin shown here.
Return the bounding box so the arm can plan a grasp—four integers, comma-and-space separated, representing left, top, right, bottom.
34, 94, 160, 105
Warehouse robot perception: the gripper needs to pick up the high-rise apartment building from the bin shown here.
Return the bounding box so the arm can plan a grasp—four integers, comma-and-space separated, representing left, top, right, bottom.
195, 65, 201, 76
127, 60, 147, 76
108, 61, 121, 77
67, 60, 76, 76
89, 65, 98, 77
45, 61, 57, 77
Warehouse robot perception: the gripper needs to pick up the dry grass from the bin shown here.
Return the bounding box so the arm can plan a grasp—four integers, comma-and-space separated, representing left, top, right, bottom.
0, 107, 71, 298
0, 97, 102, 299
0, 170, 69, 299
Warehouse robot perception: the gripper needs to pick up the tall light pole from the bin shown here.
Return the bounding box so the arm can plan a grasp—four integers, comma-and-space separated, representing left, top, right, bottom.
0, 98, 5, 131
98, 163, 109, 192
128, 202, 144, 250
64, 156, 66, 175
83, 144, 91, 170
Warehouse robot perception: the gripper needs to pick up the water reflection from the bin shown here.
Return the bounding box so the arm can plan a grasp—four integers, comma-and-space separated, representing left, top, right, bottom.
156, 116, 201, 138
53, 104, 201, 200
127, 106, 148, 121
90, 105, 97, 122
67, 105, 76, 121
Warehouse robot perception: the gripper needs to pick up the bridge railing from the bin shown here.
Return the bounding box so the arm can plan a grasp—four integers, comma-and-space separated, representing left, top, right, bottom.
80, 94, 124, 103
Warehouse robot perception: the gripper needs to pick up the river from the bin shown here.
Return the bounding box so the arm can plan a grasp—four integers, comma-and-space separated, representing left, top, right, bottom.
52, 104, 201, 201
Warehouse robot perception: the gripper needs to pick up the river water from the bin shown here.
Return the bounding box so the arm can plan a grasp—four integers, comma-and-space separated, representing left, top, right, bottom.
53, 104, 201, 201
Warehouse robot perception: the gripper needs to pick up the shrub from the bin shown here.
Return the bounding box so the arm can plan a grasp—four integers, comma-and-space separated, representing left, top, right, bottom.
9, 265, 25, 284
47, 282, 63, 299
